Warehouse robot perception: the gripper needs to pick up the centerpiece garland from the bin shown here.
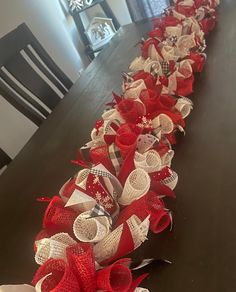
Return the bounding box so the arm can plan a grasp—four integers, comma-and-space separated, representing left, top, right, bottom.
19, 1, 221, 291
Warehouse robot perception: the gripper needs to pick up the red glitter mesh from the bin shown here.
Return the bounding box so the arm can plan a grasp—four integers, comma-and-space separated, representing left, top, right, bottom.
32, 258, 80, 292
43, 196, 77, 235
66, 243, 96, 292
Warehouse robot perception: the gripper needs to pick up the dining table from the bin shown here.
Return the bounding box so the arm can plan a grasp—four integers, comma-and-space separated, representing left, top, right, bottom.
1, 1, 236, 291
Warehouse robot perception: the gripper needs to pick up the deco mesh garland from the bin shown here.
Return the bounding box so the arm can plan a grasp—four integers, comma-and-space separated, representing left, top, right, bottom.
0, 1, 220, 291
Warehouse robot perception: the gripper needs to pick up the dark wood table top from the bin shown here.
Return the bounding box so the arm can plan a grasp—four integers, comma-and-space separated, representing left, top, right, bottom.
1, 2, 236, 290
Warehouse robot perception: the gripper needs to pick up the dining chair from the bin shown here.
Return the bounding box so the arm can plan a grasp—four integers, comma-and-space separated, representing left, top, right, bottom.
0, 148, 12, 171
0, 23, 73, 126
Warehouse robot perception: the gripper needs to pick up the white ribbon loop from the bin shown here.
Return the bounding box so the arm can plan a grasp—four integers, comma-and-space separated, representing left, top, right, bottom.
118, 168, 151, 206
175, 97, 193, 118
134, 150, 162, 173
152, 113, 174, 135
35, 233, 76, 265
137, 134, 159, 154
93, 215, 150, 263
73, 211, 110, 243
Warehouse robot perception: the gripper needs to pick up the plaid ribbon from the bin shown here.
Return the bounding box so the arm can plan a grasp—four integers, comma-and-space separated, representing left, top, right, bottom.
88, 203, 111, 220
108, 143, 123, 176
89, 168, 113, 179
161, 61, 170, 76
169, 35, 178, 44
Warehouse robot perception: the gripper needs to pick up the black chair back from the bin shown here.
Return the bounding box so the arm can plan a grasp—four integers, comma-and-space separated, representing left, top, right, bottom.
0, 23, 73, 126
0, 148, 12, 170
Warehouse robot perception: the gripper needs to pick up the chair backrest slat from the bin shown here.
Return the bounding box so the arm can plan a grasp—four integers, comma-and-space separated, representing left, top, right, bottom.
24, 45, 68, 95
0, 69, 50, 118
0, 82, 44, 126
4, 53, 61, 110
0, 23, 73, 126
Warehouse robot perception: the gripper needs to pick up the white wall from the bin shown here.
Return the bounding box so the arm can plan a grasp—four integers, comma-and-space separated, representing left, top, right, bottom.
0, 97, 38, 159
107, 0, 132, 26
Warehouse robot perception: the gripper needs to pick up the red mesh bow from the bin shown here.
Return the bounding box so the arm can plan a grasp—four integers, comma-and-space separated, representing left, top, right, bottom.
115, 124, 141, 159
33, 246, 147, 292
66, 243, 96, 292
43, 196, 78, 236
60, 178, 77, 200
139, 89, 163, 114
90, 145, 115, 175
200, 15, 217, 34
175, 3, 196, 17
188, 52, 206, 73
176, 75, 195, 97
117, 99, 145, 124
32, 258, 80, 292
97, 259, 132, 292
114, 191, 170, 233
132, 71, 157, 89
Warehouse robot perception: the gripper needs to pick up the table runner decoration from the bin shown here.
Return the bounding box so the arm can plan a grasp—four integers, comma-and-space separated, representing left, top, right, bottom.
0, 0, 220, 291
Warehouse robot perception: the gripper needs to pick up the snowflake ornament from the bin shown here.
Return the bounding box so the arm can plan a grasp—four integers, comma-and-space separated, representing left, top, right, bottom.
95, 191, 113, 209
93, 175, 100, 185
68, 0, 93, 11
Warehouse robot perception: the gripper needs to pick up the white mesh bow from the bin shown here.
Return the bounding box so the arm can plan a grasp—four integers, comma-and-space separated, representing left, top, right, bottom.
93, 215, 149, 263
102, 108, 125, 124
175, 96, 193, 118
137, 134, 159, 154
35, 233, 76, 265
129, 56, 146, 72
134, 150, 162, 173
161, 45, 179, 62
118, 168, 151, 206
152, 114, 174, 136
161, 150, 175, 168
176, 33, 196, 58
148, 44, 163, 61
124, 79, 147, 100
165, 25, 182, 38
73, 211, 110, 243
75, 168, 89, 189
184, 17, 204, 40
161, 169, 178, 190
143, 58, 163, 76
178, 0, 194, 6
91, 127, 105, 143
